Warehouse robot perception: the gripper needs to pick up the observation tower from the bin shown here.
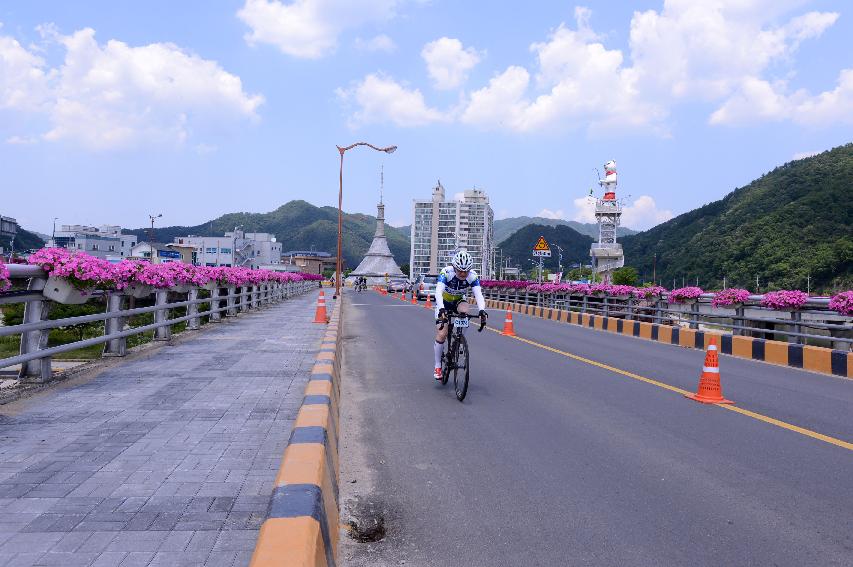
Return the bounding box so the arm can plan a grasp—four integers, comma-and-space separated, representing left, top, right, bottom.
589, 160, 624, 283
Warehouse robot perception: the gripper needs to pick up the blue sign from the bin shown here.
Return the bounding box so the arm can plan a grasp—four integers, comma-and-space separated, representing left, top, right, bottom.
158, 250, 181, 259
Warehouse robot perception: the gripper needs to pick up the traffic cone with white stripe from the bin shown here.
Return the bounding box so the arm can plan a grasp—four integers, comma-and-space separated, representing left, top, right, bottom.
424, 294, 432, 310
313, 291, 328, 324
502, 309, 516, 337
685, 337, 733, 404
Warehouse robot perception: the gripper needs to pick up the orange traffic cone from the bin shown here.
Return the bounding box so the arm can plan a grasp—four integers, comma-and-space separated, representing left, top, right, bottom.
502, 309, 516, 336
424, 294, 432, 310
411, 291, 418, 304
685, 338, 733, 404
313, 291, 328, 324
401, 290, 408, 302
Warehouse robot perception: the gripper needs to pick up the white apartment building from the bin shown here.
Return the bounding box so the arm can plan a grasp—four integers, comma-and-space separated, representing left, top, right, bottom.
410, 182, 494, 278
173, 230, 282, 268
50, 225, 137, 260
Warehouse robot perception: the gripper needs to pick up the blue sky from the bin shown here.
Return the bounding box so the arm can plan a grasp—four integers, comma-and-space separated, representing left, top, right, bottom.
1, 0, 851, 236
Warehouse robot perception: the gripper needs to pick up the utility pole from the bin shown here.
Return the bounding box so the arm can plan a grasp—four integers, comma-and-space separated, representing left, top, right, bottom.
755, 274, 759, 293
806, 273, 811, 295
652, 252, 656, 284
148, 213, 162, 260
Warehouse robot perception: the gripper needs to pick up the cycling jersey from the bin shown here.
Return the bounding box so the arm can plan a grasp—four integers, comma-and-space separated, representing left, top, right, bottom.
437, 266, 480, 301
435, 266, 485, 318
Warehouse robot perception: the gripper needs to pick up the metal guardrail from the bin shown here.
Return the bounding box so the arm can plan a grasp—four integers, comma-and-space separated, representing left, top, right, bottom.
483, 289, 853, 350
0, 265, 318, 382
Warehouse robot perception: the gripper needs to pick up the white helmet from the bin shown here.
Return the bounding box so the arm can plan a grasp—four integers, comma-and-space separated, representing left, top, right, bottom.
452, 250, 473, 271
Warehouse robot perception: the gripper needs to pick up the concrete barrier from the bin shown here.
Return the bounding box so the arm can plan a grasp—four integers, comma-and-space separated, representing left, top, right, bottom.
486, 299, 852, 379
250, 299, 343, 567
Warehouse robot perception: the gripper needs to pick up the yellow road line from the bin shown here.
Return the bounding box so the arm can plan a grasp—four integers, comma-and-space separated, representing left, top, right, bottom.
487, 327, 853, 452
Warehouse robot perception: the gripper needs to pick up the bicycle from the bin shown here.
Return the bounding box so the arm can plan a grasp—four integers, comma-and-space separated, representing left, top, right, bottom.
437, 308, 486, 402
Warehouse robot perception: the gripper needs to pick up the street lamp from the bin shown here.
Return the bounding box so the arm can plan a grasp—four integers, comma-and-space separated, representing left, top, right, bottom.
335, 142, 397, 299
52, 217, 59, 243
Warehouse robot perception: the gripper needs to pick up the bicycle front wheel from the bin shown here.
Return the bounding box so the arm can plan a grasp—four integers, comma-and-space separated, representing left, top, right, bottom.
453, 333, 469, 401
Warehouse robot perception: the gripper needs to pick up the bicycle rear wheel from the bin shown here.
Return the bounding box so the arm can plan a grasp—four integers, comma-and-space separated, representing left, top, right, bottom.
453, 334, 469, 401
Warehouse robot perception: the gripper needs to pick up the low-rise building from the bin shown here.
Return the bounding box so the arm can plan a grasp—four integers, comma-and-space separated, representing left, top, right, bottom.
130, 242, 193, 264
281, 251, 339, 276
50, 225, 137, 259
0, 215, 18, 254
173, 230, 282, 268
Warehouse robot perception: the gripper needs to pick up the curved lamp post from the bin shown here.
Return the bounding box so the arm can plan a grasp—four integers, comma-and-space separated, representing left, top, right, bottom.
335, 142, 397, 299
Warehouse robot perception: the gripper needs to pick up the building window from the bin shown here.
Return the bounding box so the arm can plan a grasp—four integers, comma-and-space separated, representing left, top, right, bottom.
206, 247, 217, 254
220, 247, 232, 254
206, 263, 216, 267
91, 244, 99, 251
108, 245, 115, 251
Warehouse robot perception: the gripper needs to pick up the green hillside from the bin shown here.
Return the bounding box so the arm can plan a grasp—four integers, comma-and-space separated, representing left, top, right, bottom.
493, 217, 635, 243
497, 224, 594, 272
127, 200, 410, 269
620, 143, 853, 292
11, 227, 45, 251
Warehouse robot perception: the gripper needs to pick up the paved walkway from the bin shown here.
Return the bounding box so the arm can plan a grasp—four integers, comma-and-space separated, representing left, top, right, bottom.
0, 291, 331, 567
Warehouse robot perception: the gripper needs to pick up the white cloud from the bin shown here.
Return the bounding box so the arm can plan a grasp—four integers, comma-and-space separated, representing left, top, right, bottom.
709, 69, 853, 126
0, 30, 51, 111
354, 34, 396, 53
536, 208, 566, 220
0, 26, 263, 150
461, 8, 664, 132
5, 135, 38, 145
337, 73, 446, 127
421, 37, 481, 90
238, 0, 398, 59
571, 196, 597, 224
459, 2, 843, 133
620, 195, 673, 230
570, 194, 673, 230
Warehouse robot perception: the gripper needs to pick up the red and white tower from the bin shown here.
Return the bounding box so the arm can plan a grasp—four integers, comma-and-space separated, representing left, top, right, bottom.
589, 160, 624, 283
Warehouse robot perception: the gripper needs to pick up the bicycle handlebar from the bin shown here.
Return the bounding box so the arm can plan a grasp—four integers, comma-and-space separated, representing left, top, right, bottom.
437, 312, 487, 332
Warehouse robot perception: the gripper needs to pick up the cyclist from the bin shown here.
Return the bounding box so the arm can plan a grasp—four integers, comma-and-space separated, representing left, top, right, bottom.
433, 250, 488, 380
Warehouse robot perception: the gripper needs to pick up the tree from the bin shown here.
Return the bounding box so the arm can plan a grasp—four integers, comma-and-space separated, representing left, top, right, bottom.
400, 263, 410, 276
612, 266, 639, 286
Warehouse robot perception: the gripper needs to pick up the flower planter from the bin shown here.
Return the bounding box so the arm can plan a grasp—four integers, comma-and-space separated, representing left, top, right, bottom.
172, 284, 192, 293
202, 281, 223, 291
124, 283, 153, 299
42, 276, 90, 305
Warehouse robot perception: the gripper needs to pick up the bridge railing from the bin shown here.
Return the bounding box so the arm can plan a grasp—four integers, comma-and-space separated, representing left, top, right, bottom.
0, 264, 318, 382
482, 288, 853, 350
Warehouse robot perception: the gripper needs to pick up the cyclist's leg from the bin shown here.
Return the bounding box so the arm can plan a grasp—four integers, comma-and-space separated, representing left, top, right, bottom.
433, 300, 457, 376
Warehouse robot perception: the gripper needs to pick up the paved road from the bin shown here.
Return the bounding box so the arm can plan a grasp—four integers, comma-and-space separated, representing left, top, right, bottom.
340, 291, 853, 567
0, 292, 330, 567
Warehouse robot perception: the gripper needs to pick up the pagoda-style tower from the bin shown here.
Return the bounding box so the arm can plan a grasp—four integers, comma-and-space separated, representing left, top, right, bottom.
349, 168, 405, 284
589, 160, 624, 283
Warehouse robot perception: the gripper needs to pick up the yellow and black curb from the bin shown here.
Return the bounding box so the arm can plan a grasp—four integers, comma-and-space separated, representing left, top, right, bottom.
250, 299, 342, 567
486, 299, 852, 379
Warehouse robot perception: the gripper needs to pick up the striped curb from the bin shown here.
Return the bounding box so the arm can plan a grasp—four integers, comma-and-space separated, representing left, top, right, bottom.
486, 299, 852, 379
250, 299, 343, 567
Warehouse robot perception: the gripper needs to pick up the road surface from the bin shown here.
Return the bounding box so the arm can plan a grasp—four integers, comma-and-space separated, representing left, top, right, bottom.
339, 290, 853, 567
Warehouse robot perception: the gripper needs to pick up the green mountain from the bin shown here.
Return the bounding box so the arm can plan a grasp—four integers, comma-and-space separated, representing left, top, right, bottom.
493, 217, 635, 243
497, 224, 594, 272
620, 143, 853, 292
12, 227, 45, 251
127, 200, 410, 269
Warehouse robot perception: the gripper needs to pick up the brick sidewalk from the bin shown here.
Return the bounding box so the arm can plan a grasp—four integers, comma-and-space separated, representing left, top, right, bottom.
0, 291, 332, 567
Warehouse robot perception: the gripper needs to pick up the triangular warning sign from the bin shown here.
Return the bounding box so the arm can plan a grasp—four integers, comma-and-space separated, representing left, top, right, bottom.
533, 236, 550, 252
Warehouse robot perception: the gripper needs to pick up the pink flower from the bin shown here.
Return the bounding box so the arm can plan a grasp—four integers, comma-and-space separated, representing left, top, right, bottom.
711, 288, 751, 308
829, 291, 853, 316
669, 286, 704, 303
633, 285, 667, 299
761, 290, 809, 310
0, 263, 11, 292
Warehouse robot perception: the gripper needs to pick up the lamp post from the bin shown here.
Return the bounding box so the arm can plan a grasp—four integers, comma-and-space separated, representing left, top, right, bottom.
51, 217, 58, 244
335, 142, 397, 299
